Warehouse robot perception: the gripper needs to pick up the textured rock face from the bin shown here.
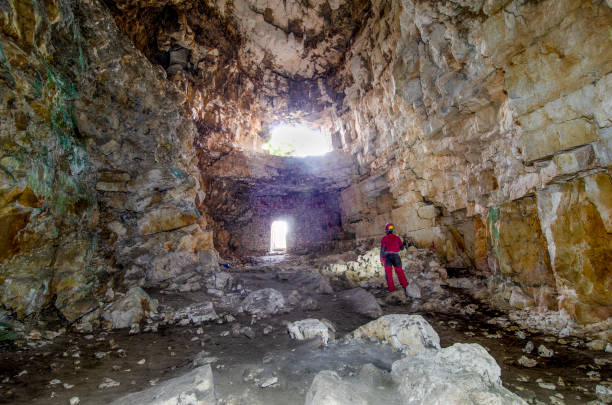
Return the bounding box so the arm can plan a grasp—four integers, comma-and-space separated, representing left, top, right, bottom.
306, 320, 525, 405
1, 0, 212, 321
536, 173, 612, 324
329, 0, 612, 323
349, 314, 441, 355
0, 0, 101, 320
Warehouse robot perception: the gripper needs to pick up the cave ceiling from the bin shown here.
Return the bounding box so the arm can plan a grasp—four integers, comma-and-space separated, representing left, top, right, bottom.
103, 0, 371, 152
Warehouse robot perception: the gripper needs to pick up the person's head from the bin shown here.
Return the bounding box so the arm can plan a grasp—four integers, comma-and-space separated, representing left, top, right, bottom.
385, 223, 394, 234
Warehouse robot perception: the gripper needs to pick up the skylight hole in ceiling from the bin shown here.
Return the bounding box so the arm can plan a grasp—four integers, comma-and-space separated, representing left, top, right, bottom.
263, 124, 331, 157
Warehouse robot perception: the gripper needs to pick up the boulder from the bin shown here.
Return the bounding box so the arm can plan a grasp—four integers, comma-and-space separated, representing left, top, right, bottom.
287, 319, 335, 345
173, 302, 218, 325
109, 365, 215, 405
241, 288, 285, 317
391, 344, 526, 404
305, 344, 526, 405
102, 288, 158, 329
349, 314, 440, 355
338, 288, 383, 319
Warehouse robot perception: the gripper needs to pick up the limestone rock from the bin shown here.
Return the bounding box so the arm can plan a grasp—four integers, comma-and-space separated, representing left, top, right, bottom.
109, 365, 215, 405
536, 174, 612, 323
138, 203, 199, 236
338, 288, 383, 319
305, 344, 525, 405
102, 288, 158, 329
391, 343, 526, 404
405, 284, 421, 299
349, 314, 440, 355
173, 302, 219, 325
241, 288, 285, 317
287, 319, 335, 345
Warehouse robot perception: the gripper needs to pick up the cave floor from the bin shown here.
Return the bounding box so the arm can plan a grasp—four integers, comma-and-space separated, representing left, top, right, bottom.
0, 260, 609, 405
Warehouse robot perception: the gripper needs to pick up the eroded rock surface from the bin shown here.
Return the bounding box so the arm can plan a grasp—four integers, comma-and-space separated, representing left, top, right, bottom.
109, 364, 215, 405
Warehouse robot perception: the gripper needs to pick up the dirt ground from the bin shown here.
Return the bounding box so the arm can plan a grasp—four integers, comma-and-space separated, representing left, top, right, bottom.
0, 260, 610, 405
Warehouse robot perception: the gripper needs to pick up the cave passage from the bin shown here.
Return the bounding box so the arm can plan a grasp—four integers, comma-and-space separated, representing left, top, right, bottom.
1, 0, 611, 404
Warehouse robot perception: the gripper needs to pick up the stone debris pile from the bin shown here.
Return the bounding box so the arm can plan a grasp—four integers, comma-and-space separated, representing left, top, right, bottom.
304, 314, 526, 405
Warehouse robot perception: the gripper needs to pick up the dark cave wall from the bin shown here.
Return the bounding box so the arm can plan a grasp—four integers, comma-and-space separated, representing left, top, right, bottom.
206, 178, 344, 256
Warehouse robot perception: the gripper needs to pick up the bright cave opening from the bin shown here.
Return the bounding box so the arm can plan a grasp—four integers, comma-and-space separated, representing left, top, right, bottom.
270, 220, 288, 251
263, 124, 331, 157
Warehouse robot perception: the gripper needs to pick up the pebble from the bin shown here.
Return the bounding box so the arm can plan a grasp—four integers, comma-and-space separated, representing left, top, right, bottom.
515, 331, 526, 340
517, 355, 537, 368
95, 352, 107, 359
523, 341, 534, 353
587, 371, 601, 381
538, 344, 553, 358
137, 359, 146, 365
129, 324, 140, 335
260, 377, 278, 388
538, 382, 556, 390
69, 397, 80, 405
63, 383, 74, 389
549, 396, 564, 405
49, 379, 61, 385
516, 375, 529, 382
98, 377, 120, 389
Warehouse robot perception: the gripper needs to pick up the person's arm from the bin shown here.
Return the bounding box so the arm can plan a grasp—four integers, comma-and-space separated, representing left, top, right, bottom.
380, 240, 386, 265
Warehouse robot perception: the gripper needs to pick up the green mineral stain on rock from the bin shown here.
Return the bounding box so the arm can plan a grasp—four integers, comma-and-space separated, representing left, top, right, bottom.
488, 206, 501, 264
171, 167, 187, 179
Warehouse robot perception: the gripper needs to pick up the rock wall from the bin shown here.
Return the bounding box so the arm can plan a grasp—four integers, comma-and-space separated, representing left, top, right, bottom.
331, 0, 612, 323
1, 0, 102, 321
0, 0, 213, 322
204, 151, 354, 256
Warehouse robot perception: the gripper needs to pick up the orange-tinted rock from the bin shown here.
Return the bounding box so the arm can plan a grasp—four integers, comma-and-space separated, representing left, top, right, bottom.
537, 173, 612, 323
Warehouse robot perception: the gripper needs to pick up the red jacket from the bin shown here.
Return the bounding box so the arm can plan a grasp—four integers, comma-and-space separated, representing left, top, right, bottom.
380, 233, 404, 257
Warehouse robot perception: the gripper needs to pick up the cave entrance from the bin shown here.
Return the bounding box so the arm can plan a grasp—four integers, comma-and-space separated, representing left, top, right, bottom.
270, 220, 288, 251
263, 124, 331, 157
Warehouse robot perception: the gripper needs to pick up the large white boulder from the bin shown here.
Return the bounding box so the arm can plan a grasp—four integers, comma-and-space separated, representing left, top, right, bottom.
392, 343, 526, 404
173, 302, 219, 325
305, 341, 526, 405
348, 314, 440, 355
109, 364, 215, 405
287, 318, 336, 345
102, 288, 158, 329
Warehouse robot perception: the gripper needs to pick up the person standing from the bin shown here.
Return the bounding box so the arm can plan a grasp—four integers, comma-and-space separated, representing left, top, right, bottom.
380, 223, 409, 293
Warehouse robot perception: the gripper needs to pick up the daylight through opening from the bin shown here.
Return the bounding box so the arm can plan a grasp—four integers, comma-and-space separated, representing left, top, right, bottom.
263, 124, 331, 157
270, 220, 288, 251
